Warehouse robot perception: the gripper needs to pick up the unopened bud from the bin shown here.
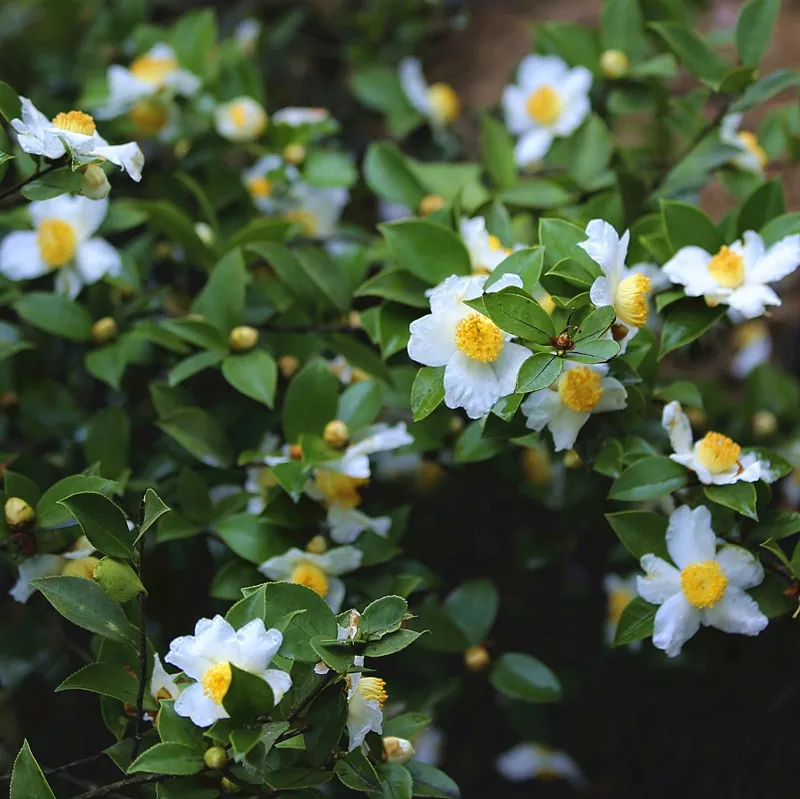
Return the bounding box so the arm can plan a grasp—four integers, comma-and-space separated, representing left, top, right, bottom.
464, 645, 491, 672
61, 556, 100, 581
419, 194, 446, 216
382, 736, 415, 764
563, 449, 582, 469
80, 164, 111, 200
220, 776, 240, 793
203, 746, 229, 770
93, 557, 145, 601
92, 316, 118, 345
229, 325, 259, 352
283, 143, 306, 164
278, 354, 300, 378
289, 444, 303, 460
348, 311, 361, 329
4, 497, 34, 529
600, 49, 630, 79
323, 419, 349, 449
306, 535, 328, 554
752, 410, 778, 438
194, 222, 215, 246
448, 416, 465, 435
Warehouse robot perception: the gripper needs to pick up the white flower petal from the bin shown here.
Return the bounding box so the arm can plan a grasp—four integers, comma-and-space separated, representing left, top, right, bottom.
496, 744, 544, 781
727, 283, 781, 319
666, 505, 716, 569
547, 406, 590, 452
9, 555, 65, 603
594, 377, 627, 413
174, 682, 227, 727
318, 545, 363, 576
326, 577, 346, 612
55, 268, 84, 299
92, 142, 145, 181
492, 342, 531, 396
579, 219, 623, 280
76, 239, 122, 283
263, 668, 293, 703
521, 389, 561, 432
662, 246, 718, 296
662, 401, 693, 455
347, 691, 383, 751
731, 336, 771, 378
716, 545, 765, 590
407, 314, 459, 367
702, 586, 768, 635
517, 55, 569, 90
443, 351, 500, 419
589, 276, 611, 307
501, 85, 532, 135
552, 91, 590, 137
637, 554, 681, 605
259, 548, 304, 581
150, 653, 180, 701
345, 423, 413, 459
749, 233, 800, 284
398, 58, 431, 116
0, 231, 49, 280
514, 129, 554, 167
232, 619, 282, 673
652, 592, 700, 657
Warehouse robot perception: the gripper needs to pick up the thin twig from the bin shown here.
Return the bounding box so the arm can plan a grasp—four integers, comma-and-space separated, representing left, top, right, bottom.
287, 670, 337, 722
0, 752, 106, 783
70, 773, 169, 799
131, 534, 148, 761
0, 160, 64, 202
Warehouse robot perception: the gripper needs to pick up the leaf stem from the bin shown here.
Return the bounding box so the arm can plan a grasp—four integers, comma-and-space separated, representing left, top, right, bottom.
70, 773, 170, 798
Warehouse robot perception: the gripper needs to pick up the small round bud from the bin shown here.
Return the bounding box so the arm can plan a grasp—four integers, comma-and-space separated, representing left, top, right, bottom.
229, 326, 259, 353
563, 449, 582, 469
382, 736, 415, 764
306, 535, 328, 555
464, 645, 491, 672
752, 410, 778, 438
283, 142, 306, 164
448, 416, 465, 435
194, 222, 215, 246
323, 419, 349, 449
349, 311, 361, 329
220, 776, 241, 793
203, 746, 229, 770
5, 497, 34, 529
80, 164, 111, 200
91, 317, 118, 345
289, 444, 303, 460
61, 556, 100, 581
419, 194, 446, 216
600, 49, 630, 79
278, 354, 300, 378
93, 557, 144, 601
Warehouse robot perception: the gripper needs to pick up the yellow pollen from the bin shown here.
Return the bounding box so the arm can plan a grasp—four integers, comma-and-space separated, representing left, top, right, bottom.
230, 103, 248, 128
487, 235, 502, 250
708, 246, 745, 289
695, 431, 741, 474
37, 219, 77, 268
733, 320, 768, 349
52, 110, 96, 136
283, 210, 318, 237
558, 367, 603, 413
615, 273, 652, 328
608, 589, 631, 624
314, 471, 367, 510
202, 662, 232, 704
427, 83, 461, 123
130, 54, 178, 86
738, 131, 768, 169
61, 556, 99, 580
247, 176, 273, 198
526, 85, 561, 125
454, 313, 504, 363
680, 561, 728, 609
290, 562, 329, 597
357, 677, 388, 708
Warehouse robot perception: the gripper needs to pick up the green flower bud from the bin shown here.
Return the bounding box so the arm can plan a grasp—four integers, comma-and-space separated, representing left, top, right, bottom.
229, 326, 259, 353
80, 164, 111, 200
203, 746, 229, 770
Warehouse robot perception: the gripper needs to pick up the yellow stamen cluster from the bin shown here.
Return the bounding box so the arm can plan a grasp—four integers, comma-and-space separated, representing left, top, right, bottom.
283, 210, 318, 237
130, 101, 169, 136
427, 83, 461, 123
695, 432, 741, 474
290, 562, 329, 597
37, 219, 77, 268
52, 110, 96, 136
680, 561, 728, 609
526, 85, 561, 125
738, 131, 768, 169
314, 471, 368, 509
201, 661, 232, 704
357, 677, 388, 708
418, 194, 445, 216
247, 176, 273, 199
454, 313, 504, 363
708, 246, 745, 289
558, 367, 604, 413
615, 273, 652, 328
130, 54, 178, 86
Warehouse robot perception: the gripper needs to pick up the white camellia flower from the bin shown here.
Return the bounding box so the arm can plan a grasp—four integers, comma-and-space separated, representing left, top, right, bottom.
502, 55, 592, 167
150, 653, 181, 702
603, 573, 639, 647
0, 195, 122, 299
9, 536, 96, 603
322, 423, 414, 480
398, 58, 461, 128
259, 545, 362, 612
578, 219, 653, 352
496, 742, 586, 787
721, 114, 767, 174
459, 217, 519, 275
662, 401, 772, 485
521, 361, 627, 451
214, 96, 268, 142
730, 320, 772, 379
662, 231, 800, 319
346, 671, 387, 750
273, 107, 330, 127
637, 505, 768, 657
412, 727, 445, 766
283, 182, 349, 239
242, 155, 297, 213
407, 273, 532, 419
12, 99, 144, 181
234, 18, 262, 55
165, 615, 291, 728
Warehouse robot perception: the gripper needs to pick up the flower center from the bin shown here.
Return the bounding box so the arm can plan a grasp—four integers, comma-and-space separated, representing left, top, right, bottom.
201, 661, 232, 704
526, 85, 561, 125
314, 471, 367, 509
61, 556, 99, 580
130, 101, 169, 136
290, 562, 329, 597
738, 132, 767, 169
130, 54, 178, 86
608, 589, 631, 624
558, 367, 603, 412
427, 83, 460, 123
247, 176, 273, 199
52, 110, 96, 136
357, 677, 388, 708
283, 210, 318, 237
695, 431, 741, 473
614, 273, 652, 328
708, 246, 745, 289
454, 313, 504, 363
37, 219, 77, 268
680, 560, 728, 609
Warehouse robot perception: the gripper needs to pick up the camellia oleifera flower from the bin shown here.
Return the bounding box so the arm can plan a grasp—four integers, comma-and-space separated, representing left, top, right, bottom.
12, 98, 144, 181
579, 219, 653, 351
459, 217, 519, 275
721, 113, 767, 174
165, 615, 291, 727
407, 273, 532, 419
730, 320, 772, 379
637, 505, 768, 657
10, 536, 97, 603
150, 653, 181, 703
398, 57, 461, 128
346, 670, 387, 750
603, 573, 639, 646
521, 362, 627, 451
662, 231, 800, 319
0, 195, 122, 298
496, 742, 586, 787
283, 181, 349, 239
242, 155, 297, 213
258, 544, 362, 611
501, 54, 592, 167
662, 401, 772, 485
214, 96, 268, 142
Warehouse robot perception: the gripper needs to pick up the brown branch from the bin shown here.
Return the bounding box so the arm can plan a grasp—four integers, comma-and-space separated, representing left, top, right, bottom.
0, 159, 65, 202
70, 773, 170, 799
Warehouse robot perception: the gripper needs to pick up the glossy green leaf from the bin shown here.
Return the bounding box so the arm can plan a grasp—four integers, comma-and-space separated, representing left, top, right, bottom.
58, 491, 134, 558
516, 354, 562, 393
609, 456, 688, 501
613, 597, 657, 646
704, 483, 759, 520
14, 293, 92, 341
659, 300, 727, 358
381, 220, 471, 285
489, 652, 562, 703
605, 510, 669, 560
222, 350, 277, 407
10, 741, 56, 799
411, 366, 445, 422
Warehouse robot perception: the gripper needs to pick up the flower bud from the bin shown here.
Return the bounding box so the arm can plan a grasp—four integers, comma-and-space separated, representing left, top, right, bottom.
92, 316, 118, 345
5, 497, 34, 529
283, 143, 306, 164
419, 194, 446, 216
349, 311, 361, 329
80, 164, 111, 200
194, 222, 215, 246
382, 736, 415, 764
752, 410, 778, 438
278, 354, 300, 378
323, 419, 349, 449
203, 746, 229, 770
448, 416, 465, 435
93, 557, 145, 602
464, 645, 491, 672
600, 49, 630, 79
563, 449, 582, 469
220, 776, 241, 793
229, 326, 259, 352
306, 535, 328, 554
289, 444, 303, 460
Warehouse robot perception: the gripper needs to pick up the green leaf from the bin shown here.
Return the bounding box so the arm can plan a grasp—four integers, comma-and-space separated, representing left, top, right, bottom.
751, 509, 800, 542
480, 113, 516, 190
731, 68, 800, 113
222, 664, 275, 722
221, 350, 277, 407
4, 471, 40, 506
0, 339, 33, 361
20, 168, 82, 200
337, 380, 383, 432
736, 0, 780, 67
169, 8, 217, 76
266, 769, 335, 790
303, 684, 348, 766
659, 300, 727, 358
443, 579, 498, 647
538, 218, 600, 276
489, 652, 562, 703
191, 248, 247, 333
213, 514, 281, 564
570, 115, 614, 190
381, 220, 471, 285
480, 287, 555, 343
304, 150, 357, 188
760, 212, 800, 247
0, 82, 21, 123
10, 741, 56, 799
168, 351, 226, 387
355, 268, 430, 308
568, 338, 621, 364
335, 749, 382, 793
364, 142, 426, 209
362, 628, 425, 657
704, 483, 759, 520
661, 200, 723, 255
411, 366, 445, 422
56, 662, 141, 705
282, 360, 340, 442
35, 475, 118, 530
14, 293, 92, 341
485, 248, 545, 294
575, 305, 617, 342
140, 489, 171, 538
128, 742, 204, 775
160, 318, 227, 351
516, 354, 562, 393
605, 511, 669, 560
383, 712, 432, 740
736, 179, 785, 237
158, 407, 233, 468
613, 597, 657, 646
648, 21, 726, 86
294, 247, 352, 313
609, 456, 689, 501
361, 595, 408, 639
32, 576, 132, 643
85, 407, 130, 479
137, 200, 212, 268
653, 380, 704, 409
375, 762, 414, 799
501, 179, 576, 209
58, 492, 134, 558
601, 0, 646, 62
405, 761, 460, 799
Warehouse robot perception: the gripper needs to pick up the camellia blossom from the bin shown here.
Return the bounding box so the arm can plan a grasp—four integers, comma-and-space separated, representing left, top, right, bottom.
730, 320, 772, 378
662, 231, 800, 319
214, 96, 268, 142
259, 544, 362, 611
496, 742, 586, 787
0, 195, 122, 299
321, 423, 414, 480
637, 505, 768, 657
502, 54, 592, 167
579, 219, 653, 352
165, 615, 291, 727
603, 574, 639, 646
459, 216, 519, 275
9, 536, 97, 603
242, 155, 297, 213
662, 401, 772, 485
347, 671, 387, 750
398, 57, 461, 128
273, 107, 330, 127
521, 361, 627, 452
283, 182, 349, 239
12, 98, 144, 181
407, 273, 532, 419
721, 113, 767, 174
150, 653, 181, 703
